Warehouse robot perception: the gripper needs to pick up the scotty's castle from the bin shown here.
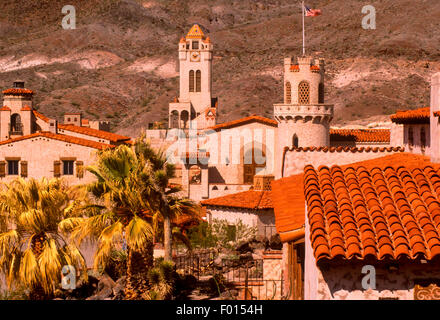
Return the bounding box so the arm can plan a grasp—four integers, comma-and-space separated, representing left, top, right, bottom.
0, 24, 436, 204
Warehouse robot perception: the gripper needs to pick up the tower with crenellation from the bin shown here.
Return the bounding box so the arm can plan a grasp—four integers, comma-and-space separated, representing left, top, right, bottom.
273, 55, 334, 176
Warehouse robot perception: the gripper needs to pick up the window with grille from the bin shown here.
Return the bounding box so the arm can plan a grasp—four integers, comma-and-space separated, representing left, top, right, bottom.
421, 127, 426, 152
189, 70, 195, 92
318, 83, 325, 104
286, 82, 292, 104
196, 70, 201, 92
298, 81, 310, 104
192, 41, 199, 50
63, 160, 74, 175
8, 160, 18, 175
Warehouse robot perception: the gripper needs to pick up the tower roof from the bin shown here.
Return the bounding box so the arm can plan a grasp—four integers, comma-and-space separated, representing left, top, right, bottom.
186, 24, 205, 39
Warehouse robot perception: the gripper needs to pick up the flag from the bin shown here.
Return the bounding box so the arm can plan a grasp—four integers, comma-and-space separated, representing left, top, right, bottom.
305, 5, 322, 17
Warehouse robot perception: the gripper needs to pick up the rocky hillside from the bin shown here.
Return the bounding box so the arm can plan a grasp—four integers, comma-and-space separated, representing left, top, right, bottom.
0, 0, 439, 136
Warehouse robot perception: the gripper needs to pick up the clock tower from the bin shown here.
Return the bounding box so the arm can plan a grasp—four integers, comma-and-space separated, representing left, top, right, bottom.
169, 24, 216, 130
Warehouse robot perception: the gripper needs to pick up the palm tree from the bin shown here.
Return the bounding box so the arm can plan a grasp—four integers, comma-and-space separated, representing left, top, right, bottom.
0, 178, 87, 299
61, 144, 155, 300
133, 137, 201, 261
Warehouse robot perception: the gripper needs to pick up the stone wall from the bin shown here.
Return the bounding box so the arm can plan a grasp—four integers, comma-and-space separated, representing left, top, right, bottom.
207, 207, 275, 237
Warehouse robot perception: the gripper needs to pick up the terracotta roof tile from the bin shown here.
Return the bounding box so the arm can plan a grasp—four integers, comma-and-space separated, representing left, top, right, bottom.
58, 124, 131, 143
3, 88, 34, 95
21, 105, 32, 111
330, 129, 390, 143
0, 106, 11, 111
273, 153, 440, 243
304, 162, 440, 262
201, 190, 273, 210
32, 110, 50, 122
0, 132, 114, 150
209, 115, 278, 131
186, 24, 205, 39
391, 107, 430, 124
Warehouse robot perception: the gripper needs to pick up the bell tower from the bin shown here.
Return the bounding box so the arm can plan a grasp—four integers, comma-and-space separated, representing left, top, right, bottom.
169, 24, 216, 130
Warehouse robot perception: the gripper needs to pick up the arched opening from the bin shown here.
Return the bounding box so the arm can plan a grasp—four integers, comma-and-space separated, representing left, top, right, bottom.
243, 146, 266, 185
180, 110, 189, 129
10, 113, 22, 134
298, 81, 310, 105
408, 127, 414, 150
196, 70, 201, 92
285, 81, 292, 104
189, 70, 195, 92
318, 83, 324, 104
421, 127, 426, 153
189, 165, 201, 185
292, 134, 299, 148
170, 110, 179, 128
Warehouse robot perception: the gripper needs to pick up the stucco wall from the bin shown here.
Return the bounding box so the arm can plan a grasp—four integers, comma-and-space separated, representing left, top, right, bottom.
0, 137, 99, 184
207, 207, 275, 237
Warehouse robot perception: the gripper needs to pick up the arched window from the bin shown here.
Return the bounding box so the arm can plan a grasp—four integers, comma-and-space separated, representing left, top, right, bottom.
298, 81, 310, 105
196, 70, 201, 92
408, 127, 414, 150
285, 82, 292, 104
318, 83, 324, 104
421, 127, 426, 153
189, 70, 195, 92
10, 113, 22, 133
180, 110, 189, 129
292, 134, 299, 148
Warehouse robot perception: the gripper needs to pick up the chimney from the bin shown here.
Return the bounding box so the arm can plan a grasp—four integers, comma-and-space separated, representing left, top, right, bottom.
49, 119, 58, 134
430, 73, 440, 163
253, 175, 275, 191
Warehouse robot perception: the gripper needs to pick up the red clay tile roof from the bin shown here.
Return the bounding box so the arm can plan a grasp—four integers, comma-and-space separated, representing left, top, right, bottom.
21, 105, 32, 111
81, 119, 89, 125
304, 164, 440, 262
286, 146, 404, 153
273, 153, 440, 243
186, 24, 205, 39
0, 106, 11, 111
272, 174, 306, 242
3, 88, 34, 95
0, 132, 114, 150
330, 129, 390, 143
58, 124, 131, 143
201, 190, 273, 210
209, 115, 278, 131
391, 107, 430, 124
434, 111, 440, 117
33, 110, 50, 122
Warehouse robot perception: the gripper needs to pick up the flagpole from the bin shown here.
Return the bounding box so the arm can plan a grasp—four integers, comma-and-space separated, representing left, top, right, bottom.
302, 0, 305, 56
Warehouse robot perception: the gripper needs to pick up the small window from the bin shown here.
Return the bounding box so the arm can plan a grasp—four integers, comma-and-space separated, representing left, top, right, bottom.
192, 41, 199, 50
67, 118, 71, 122
7, 160, 19, 175
63, 160, 74, 175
